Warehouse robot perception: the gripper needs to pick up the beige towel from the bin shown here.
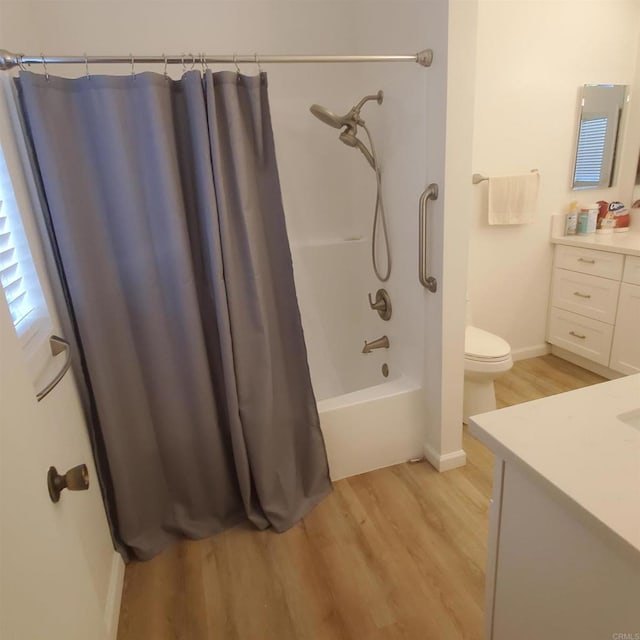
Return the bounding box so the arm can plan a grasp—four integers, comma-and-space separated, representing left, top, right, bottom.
487, 172, 539, 225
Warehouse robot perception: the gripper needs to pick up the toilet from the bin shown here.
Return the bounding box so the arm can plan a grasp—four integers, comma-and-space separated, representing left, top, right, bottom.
463, 325, 513, 424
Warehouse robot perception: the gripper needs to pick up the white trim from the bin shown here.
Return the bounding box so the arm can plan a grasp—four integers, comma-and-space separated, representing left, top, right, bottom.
423, 442, 467, 472
511, 343, 550, 362
485, 457, 505, 640
104, 551, 125, 640
549, 345, 622, 380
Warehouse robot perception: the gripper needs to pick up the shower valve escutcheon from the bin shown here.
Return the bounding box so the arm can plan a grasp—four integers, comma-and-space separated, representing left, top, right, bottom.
368, 289, 392, 321
362, 335, 390, 354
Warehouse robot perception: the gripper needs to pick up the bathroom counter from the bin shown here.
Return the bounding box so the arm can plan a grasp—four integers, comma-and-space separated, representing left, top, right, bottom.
469, 375, 640, 639
551, 230, 640, 256
469, 374, 640, 552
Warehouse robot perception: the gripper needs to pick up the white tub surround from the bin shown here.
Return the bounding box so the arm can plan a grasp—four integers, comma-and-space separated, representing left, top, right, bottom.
319, 377, 425, 480
292, 239, 429, 480
469, 375, 640, 640
548, 230, 640, 377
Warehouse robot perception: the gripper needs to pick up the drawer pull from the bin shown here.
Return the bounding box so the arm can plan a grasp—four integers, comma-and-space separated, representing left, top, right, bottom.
573, 291, 592, 299
569, 330, 586, 340
577, 258, 596, 264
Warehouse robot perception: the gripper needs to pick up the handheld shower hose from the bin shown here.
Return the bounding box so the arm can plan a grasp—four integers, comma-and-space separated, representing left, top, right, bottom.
310, 91, 391, 282
360, 122, 390, 282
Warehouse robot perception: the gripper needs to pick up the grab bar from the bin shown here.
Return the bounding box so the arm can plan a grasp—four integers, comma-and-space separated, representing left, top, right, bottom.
419, 183, 438, 292
36, 335, 72, 401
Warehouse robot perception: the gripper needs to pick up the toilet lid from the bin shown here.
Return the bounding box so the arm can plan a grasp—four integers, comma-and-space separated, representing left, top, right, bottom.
465, 326, 511, 360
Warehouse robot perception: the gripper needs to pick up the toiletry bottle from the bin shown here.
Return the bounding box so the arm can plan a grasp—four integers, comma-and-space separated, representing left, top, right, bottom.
577, 210, 589, 234
579, 203, 598, 234
565, 201, 578, 235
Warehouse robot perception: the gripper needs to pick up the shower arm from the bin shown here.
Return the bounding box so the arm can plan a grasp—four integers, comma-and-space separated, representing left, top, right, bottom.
349, 91, 384, 123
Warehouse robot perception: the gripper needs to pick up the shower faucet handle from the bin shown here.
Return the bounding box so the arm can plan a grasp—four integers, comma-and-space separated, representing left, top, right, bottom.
368, 289, 392, 321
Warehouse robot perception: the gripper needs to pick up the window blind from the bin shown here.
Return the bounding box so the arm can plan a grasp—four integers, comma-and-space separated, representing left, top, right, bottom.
574, 116, 608, 186
0, 199, 36, 330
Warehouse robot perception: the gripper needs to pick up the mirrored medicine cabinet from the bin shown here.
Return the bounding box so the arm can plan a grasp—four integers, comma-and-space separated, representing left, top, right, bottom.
572, 84, 627, 190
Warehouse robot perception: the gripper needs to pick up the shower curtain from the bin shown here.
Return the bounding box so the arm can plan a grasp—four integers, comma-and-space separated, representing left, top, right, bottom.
17, 69, 331, 561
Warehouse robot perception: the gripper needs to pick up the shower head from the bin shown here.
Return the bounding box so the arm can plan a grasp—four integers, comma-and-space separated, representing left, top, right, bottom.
309, 104, 351, 129
310, 90, 383, 170
310, 90, 383, 130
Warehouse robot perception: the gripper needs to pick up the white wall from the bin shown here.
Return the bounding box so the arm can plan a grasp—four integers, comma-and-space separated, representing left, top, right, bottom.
421, 0, 477, 470
469, 0, 640, 358
628, 26, 640, 209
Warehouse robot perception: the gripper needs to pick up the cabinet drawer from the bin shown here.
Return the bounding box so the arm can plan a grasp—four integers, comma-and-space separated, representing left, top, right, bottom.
610, 283, 640, 375
547, 308, 613, 366
550, 269, 620, 324
554, 245, 624, 280
622, 255, 640, 286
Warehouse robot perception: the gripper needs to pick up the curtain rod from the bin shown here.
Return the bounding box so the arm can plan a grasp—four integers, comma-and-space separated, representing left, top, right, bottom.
0, 49, 433, 71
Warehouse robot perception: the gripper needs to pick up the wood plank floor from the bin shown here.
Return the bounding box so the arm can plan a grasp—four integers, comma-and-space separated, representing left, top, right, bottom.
117, 355, 605, 640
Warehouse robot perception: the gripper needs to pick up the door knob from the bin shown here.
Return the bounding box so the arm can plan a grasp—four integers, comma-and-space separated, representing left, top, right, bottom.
47, 464, 89, 503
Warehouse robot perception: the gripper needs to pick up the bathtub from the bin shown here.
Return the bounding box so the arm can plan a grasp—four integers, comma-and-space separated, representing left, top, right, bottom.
292, 238, 426, 480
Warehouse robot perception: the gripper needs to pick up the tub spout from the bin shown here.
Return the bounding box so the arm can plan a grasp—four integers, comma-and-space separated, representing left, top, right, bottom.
362, 335, 390, 354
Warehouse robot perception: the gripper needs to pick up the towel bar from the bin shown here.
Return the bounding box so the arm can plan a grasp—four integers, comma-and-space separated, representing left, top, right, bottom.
472, 169, 538, 184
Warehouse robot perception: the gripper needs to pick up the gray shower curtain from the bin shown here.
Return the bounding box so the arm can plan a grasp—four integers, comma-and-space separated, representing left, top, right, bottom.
17, 69, 331, 561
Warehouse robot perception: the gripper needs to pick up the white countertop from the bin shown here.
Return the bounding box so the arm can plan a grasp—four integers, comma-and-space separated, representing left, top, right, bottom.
551, 230, 640, 257
469, 374, 640, 553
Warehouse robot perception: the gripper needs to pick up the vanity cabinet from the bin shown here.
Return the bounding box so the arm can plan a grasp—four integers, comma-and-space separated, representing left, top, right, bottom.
609, 256, 640, 374
484, 458, 640, 640
469, 376, 640, 640
548, 244, 640, 374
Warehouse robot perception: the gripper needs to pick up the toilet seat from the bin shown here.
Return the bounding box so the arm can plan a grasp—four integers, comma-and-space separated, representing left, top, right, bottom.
463, 323, 513, 423
465, 326, 511, 362
464, 354, 513, 376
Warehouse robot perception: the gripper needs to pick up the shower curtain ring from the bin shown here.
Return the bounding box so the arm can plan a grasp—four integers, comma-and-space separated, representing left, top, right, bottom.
18, 55, 27, 72
181, 54, 186, 73
200, 53, 208, 74
130, 53, 135, 77
233, 53, 241, 75
84, 53, 90, 79
41, 54, 49, 81
189, 52, 196, 70
254, 53, 263, 73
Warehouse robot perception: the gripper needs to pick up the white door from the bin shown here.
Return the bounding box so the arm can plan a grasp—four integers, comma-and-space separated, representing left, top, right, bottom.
0, 83, 122, 640
0, 302, 106, 638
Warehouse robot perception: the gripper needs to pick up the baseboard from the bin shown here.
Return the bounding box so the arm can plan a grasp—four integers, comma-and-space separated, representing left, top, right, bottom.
423, 442, 467, 472
511, 343, 550, 362
549, 345, 622, 380
105, 551, 125, 640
